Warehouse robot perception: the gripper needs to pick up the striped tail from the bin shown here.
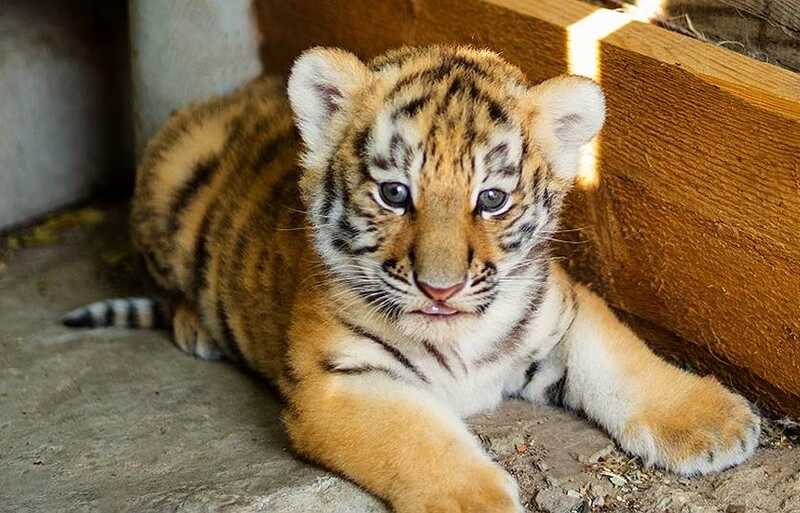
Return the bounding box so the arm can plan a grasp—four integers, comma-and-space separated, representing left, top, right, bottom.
62, 298, 169, 329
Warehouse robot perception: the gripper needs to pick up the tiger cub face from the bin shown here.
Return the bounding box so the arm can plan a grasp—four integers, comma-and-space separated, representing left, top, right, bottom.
288, 46, 604, 338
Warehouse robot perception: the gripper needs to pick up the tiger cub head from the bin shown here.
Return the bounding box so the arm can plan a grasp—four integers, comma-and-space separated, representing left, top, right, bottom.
288, 46, 604, 338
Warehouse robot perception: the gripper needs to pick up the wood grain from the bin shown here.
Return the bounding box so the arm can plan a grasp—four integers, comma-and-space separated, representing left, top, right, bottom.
254, 0, 800, 415
600, 0, 800, 74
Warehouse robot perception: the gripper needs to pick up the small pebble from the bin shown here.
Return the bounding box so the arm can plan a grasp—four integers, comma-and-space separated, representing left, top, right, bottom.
601, 472, 627, 487
545, 475, 561, 487
588, 444, 615, 464
726, 506, 746, 513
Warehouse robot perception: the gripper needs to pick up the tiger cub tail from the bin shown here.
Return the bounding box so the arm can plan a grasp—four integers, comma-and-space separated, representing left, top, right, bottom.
62, 297, 168, 330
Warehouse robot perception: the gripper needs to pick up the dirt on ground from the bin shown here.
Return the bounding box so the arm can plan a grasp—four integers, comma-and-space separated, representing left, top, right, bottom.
471, 403, 800, 513
1, 204, 799, 513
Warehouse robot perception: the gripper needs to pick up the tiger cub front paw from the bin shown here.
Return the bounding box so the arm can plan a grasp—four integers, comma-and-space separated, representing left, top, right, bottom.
624, 376, 760, 475
401, 463, 523, 513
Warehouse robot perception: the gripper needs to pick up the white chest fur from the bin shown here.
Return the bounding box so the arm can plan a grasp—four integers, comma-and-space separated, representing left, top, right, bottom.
332, 265, 575, 418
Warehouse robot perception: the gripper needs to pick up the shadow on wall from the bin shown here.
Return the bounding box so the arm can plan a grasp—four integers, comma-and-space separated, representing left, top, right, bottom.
0, 0, 132, 231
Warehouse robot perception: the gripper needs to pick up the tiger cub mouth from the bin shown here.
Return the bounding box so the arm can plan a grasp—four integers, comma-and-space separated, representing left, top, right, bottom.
415, 303, 463, 318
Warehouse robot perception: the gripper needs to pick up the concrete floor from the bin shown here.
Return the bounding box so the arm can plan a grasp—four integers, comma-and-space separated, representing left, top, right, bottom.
1, 206, 798, 513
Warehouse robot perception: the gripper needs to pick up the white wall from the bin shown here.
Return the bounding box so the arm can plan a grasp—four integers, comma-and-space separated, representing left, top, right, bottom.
129, 0, 262, 156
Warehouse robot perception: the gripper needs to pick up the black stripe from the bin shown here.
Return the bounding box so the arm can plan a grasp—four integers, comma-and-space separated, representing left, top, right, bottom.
192, 215, 212, 297
62, 308, 95, 328
337, 216, 358, 241
500, 239, 524, 252
167, 157, 219, 235
452, 349, 469, 375
319, 164, 337, 220
321, 358, 401, 380
475, 291, 498, 315
388, 133, 409, 169
471, 284, 495, 296
370, 157, 389, 171
422, 340, 453, 376
518, 359, 540, 392
354, 127, 370, 160
388, 65, 450, 98
152, 300, 168, 330
331, 236, 349, 253
387, 272, 410, 286
351, 244, 380, 256
349, 282, 404, 322
545, 372, 567, 407
542, 292, 579, 406
217, 300, 246, 365
340, 320, 428, 383
392, 56, 494, 98
393, 94, 432, 119
379, 277, 407, 295
445, 75, 465, 100
493, 164, 519, 178
449, 56, 492, 78
382, 260, 411, 285
473, 277, 547, 366
126, 300, 138, 328
183, 116, 250, 296
102, 301, 114, 327
518, 222, 537, 236
251, 133, 291, 173
368, 48, 416, 71
501, 207, 527, 230
471, 275, 488, 287
541, 187, 554, 212
486, 99, 508, 125
484, 143, 508, 167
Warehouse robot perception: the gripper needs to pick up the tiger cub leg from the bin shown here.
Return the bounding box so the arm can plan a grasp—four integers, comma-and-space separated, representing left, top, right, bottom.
172, 302, 223, 360
525, 269, 760, 475
284, 322, 522, 513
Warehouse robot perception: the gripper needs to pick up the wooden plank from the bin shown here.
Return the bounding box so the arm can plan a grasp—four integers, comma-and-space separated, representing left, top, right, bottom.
600, 0, 800, 74
254, 0, 800, 414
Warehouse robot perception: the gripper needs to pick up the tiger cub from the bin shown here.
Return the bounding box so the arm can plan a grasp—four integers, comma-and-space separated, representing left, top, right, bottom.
65, 46, 760, 512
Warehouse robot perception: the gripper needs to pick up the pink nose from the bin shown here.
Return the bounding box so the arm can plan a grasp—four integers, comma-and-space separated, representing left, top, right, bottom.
417, 279, 466, 301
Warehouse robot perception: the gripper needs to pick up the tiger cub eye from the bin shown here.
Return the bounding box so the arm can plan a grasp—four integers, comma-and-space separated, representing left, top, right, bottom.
477, 189, 507, 213
379, 182, 410, 209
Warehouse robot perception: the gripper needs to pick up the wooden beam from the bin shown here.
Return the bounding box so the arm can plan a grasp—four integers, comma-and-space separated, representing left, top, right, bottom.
254, 0, 800, 415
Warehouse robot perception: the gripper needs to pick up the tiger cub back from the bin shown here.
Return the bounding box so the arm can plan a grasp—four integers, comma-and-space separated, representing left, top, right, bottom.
131, 76, 307, 379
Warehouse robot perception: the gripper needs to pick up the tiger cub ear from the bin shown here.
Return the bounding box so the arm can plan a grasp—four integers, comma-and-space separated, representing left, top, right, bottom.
526, 75, 605, 180
288, 47, 370, 167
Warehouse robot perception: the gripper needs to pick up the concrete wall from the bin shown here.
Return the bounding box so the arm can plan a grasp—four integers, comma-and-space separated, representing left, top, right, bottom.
129, 0, 262, 156
0, 0, 261, 231
0, 1, 130, 231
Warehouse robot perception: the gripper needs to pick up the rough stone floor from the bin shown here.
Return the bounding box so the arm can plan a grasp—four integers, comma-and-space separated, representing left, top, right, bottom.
1, 205, 798, 513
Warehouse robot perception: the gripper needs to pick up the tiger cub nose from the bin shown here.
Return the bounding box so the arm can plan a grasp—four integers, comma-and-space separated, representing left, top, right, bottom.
416, 278, 466, 301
